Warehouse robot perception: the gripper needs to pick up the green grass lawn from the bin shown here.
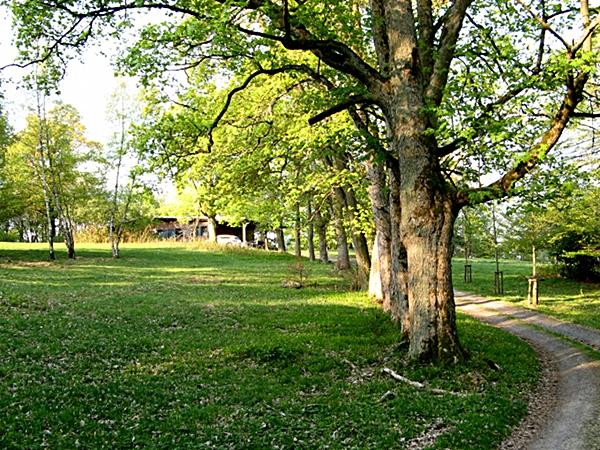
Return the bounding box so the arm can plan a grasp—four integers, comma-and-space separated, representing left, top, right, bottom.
452, 258, 600, 330
1, 243, 537, 449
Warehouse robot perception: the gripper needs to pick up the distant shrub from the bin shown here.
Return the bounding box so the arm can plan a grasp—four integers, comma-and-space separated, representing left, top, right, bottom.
550, 230, 600, 282
0, 230, 20, 242
557, 250, 600, 282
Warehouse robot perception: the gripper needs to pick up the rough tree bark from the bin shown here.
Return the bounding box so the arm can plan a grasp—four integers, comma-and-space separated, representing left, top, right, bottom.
378, 1, 463, 359
388, 162, 410, 339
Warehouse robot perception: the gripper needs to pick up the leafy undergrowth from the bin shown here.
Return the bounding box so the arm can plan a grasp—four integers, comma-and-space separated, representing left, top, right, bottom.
0, 243, 537, 449
453, 258, 600, 330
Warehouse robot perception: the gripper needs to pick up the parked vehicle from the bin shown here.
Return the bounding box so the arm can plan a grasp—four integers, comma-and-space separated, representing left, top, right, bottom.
216, 234, 243, 246
249, 239, 278, 250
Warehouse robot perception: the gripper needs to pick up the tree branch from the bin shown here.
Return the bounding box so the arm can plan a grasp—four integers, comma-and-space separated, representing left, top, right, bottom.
571, 14, 600, 55
234, 2, 384, 91
416, 0, 435, 82
514, 0, 571, 50
308, 95, 378, 125
437, 138, 466, 158
38, 0, 206, 21
427, 0, 473, 106
369, 0, 391, 74
208, 64, 316, 151
1, 15, 87, 72
572, 111, 600, 118
457, 73, 588, 207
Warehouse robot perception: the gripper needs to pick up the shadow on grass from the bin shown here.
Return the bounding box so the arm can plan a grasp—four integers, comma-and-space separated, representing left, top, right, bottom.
0, 245, 540, 449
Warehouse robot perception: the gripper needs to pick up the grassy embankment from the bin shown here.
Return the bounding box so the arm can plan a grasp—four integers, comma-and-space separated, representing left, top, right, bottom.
1, 242, 537, 449
452, 258, 600, 330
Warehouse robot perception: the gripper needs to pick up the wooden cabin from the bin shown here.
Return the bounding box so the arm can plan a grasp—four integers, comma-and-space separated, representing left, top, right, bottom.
152, 216, 256, 243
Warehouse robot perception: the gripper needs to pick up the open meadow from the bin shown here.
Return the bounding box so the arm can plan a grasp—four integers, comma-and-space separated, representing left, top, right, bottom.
0, 243, 538, 449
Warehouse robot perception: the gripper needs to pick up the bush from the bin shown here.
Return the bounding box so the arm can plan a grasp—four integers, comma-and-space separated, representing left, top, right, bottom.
557, 250, 600, 282
0, 230, 20, 242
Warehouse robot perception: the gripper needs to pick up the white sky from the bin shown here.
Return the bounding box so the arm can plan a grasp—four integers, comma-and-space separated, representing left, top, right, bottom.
0, 9, 137, 145
0, 9, 180, 202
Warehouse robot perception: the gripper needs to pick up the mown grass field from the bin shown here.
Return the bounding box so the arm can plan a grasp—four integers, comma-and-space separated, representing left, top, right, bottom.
0, 243, 537, 449
452, 258, 600, 330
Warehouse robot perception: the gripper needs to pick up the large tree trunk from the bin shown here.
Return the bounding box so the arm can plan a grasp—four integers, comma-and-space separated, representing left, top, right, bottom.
64, 224, 75, 259
402, 191, 462, 362
276, 227, 286, 252
366, 161, 392, 307
370, 8, 465, 360
390, 108, 463, 361
207, 215, 217, 242
307, 197, 316, 261
314, 206, 329, 263
343, 187, 371, 288
330, 197, 350, 270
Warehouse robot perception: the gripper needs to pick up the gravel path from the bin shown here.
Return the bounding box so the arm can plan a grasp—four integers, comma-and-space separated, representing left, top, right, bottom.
455, 291, 600, 450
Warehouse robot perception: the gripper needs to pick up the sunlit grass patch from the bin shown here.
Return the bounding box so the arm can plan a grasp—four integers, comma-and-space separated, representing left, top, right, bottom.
0, 243, 538, 448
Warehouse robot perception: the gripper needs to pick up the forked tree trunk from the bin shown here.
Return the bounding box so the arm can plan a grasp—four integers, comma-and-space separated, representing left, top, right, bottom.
393, 124, 463, 361
370, 6, 466, 358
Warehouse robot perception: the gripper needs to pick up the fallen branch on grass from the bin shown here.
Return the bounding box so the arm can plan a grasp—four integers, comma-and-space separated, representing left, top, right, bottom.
382, 368, 465, 396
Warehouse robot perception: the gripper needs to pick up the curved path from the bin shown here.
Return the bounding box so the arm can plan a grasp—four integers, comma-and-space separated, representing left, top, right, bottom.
455, 291, 600, 450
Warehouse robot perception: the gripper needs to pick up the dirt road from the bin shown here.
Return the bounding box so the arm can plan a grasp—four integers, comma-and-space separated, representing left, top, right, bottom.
455, 292, 600, 450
